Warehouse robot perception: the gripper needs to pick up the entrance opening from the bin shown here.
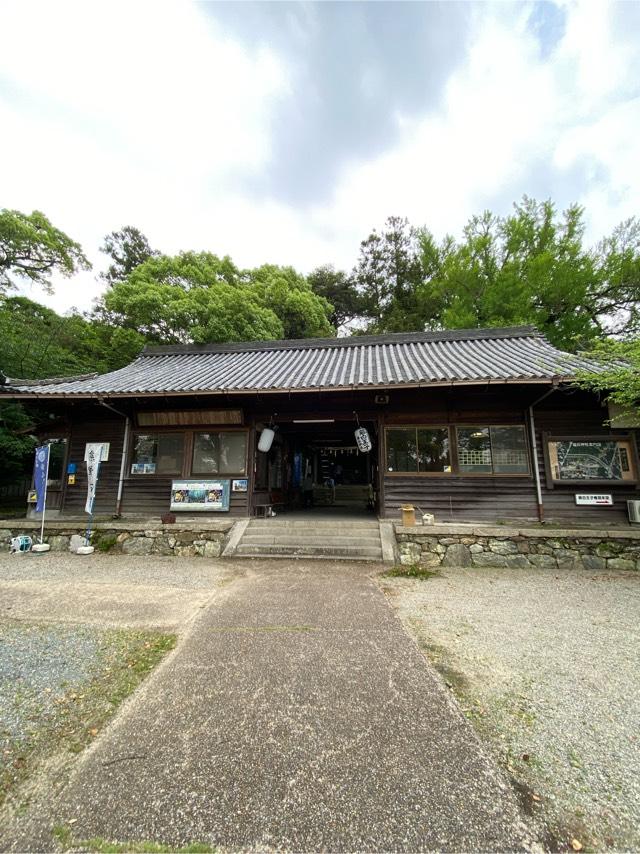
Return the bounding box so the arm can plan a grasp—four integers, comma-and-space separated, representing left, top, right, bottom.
253, 419, 379, 517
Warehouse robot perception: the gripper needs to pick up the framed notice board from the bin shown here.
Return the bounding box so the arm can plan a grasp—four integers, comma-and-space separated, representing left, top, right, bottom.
170, 479, 231, 512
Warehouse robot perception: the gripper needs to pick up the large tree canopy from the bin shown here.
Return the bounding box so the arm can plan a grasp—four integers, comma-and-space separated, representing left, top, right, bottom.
349, 199, 640, 351
98, 252, 334, 343
0, 209, 90, 293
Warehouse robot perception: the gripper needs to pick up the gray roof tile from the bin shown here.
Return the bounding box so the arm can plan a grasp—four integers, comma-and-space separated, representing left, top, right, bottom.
2, 326, 601, 397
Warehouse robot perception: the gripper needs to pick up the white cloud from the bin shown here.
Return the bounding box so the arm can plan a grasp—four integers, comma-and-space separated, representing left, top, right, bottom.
0, 0, 638, 316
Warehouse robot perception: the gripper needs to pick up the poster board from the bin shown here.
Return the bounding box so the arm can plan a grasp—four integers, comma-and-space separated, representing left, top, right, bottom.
170, 479, 231, 512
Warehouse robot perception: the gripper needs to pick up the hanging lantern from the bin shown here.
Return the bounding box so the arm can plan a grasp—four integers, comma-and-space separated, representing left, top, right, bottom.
353, 411, 372, 453
258, 427, 275, 453
354, 426, 372, 453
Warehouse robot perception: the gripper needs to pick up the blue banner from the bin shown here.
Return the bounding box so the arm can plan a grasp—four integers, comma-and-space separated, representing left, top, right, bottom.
33, 445, 50, 513
293, 451, 302, 488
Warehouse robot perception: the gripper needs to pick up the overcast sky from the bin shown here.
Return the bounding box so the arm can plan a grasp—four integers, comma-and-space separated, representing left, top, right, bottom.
1, 0, 639, 314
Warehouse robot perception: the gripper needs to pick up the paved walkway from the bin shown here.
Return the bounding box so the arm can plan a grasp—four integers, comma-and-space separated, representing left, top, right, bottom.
18, 561, 534, 852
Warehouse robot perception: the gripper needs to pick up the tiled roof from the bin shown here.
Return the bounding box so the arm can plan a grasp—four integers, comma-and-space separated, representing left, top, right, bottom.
1, 326, 601, 398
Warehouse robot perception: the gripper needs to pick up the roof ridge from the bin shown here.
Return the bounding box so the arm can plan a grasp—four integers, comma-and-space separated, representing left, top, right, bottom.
141, 326, 542, 357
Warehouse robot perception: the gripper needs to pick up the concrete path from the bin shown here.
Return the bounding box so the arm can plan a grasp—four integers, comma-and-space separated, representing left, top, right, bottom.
19, 561, 534, 852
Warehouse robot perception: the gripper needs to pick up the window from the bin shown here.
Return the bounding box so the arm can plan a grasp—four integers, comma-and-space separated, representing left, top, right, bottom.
456, 426, 529, 474
131, 433, 184, 475
386, 427, 451, 473
192, 432, 247, 475
43, 438, 67, 489
547, 438, 636, 482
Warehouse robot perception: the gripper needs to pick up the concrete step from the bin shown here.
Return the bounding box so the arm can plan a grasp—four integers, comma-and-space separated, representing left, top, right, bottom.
232, 551, 382, 562
247, 520, 380, 530
241, 534, 382, 548
235, 543, 383, 560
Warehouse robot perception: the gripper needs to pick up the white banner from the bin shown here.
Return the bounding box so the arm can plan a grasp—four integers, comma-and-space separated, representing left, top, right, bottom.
84, 443, 110, 514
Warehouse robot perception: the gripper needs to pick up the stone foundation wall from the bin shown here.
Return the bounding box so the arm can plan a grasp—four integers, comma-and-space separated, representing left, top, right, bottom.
395, 524, 640, 571
0, 520, 234, 558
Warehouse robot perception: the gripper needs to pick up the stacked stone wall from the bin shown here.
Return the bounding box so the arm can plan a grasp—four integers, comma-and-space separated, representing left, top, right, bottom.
395, 525, 640, 571
0, 521, 233, 558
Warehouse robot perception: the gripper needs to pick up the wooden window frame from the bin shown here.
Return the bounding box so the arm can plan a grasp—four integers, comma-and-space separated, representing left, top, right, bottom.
127, 426, 250, 480
384, 423, 532, 478
455, 424, 531, 478
542, 432, 640, 489
384, 425, 453, 477
191, 429, 249, 478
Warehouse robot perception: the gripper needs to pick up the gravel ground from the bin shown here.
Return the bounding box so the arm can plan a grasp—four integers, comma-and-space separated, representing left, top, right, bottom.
0, 551, 223, 588
0, 624, 101, 742
380, 565, 640, 851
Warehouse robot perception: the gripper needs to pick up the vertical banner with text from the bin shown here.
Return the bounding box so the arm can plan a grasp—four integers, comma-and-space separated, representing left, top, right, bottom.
84, 443, 110, 514
33, 445, 50, 513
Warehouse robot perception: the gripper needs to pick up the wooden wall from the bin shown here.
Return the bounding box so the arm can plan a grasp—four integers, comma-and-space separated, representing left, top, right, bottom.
58, 403, 250, 519
46, 385, 640, 525
381, 387, 640, 525
119, 476, 249, 518
62, 413, 126, 516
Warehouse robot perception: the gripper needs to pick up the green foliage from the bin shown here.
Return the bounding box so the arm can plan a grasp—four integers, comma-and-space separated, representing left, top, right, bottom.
347, 199, 640, 351
52, 826, 215, 854
99, 253, 334, 343
0, 209, 90, 293
576, 338, 640, 416
0, 402, 36, 481
353, 216, 423, 332
0, 296, 144, 378
383, 564, 442, 580
100, 225, 159, 287
307, 264, 362, 330
248, 264, 334, 338
0, 296, 145, 483
414, 199, 601, 350
91, 533, 118, 553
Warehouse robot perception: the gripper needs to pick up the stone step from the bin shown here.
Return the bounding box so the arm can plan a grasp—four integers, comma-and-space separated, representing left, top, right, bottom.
235, 543, 383, 560
240, 534, 382, 548
232, 551, 382, 563
247, 520, 380, 530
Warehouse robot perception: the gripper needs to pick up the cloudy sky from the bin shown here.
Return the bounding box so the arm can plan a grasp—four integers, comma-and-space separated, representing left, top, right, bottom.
1, 0, 639, 314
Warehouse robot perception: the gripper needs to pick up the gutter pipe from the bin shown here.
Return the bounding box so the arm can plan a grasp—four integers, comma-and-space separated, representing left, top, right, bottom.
528, 383, 562, 522
97, 398, 130, 517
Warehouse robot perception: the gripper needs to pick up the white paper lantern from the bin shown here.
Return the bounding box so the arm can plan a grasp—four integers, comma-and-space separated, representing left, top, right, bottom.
354, 426, 372, 453
258, 427, 275, 453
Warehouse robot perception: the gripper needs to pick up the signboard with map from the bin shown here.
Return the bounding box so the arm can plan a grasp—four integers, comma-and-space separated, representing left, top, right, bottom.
548, 440, 633, 482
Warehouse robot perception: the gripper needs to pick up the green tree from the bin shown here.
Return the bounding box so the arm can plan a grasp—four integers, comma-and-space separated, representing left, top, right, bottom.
248, 264, 334, 339
590, 218, 640, 338
577, 338, 640, 417
98, 253, 334, 343
307, 265, 363, 331
100, 225, 159, 287
0, 402, 36, 484
0, 295, 146, 487
0, 209, 90, 292
0, 296, 144, 379
415, 199, 603, 350
352, 216, 423, 332
99, 253, 284, 343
